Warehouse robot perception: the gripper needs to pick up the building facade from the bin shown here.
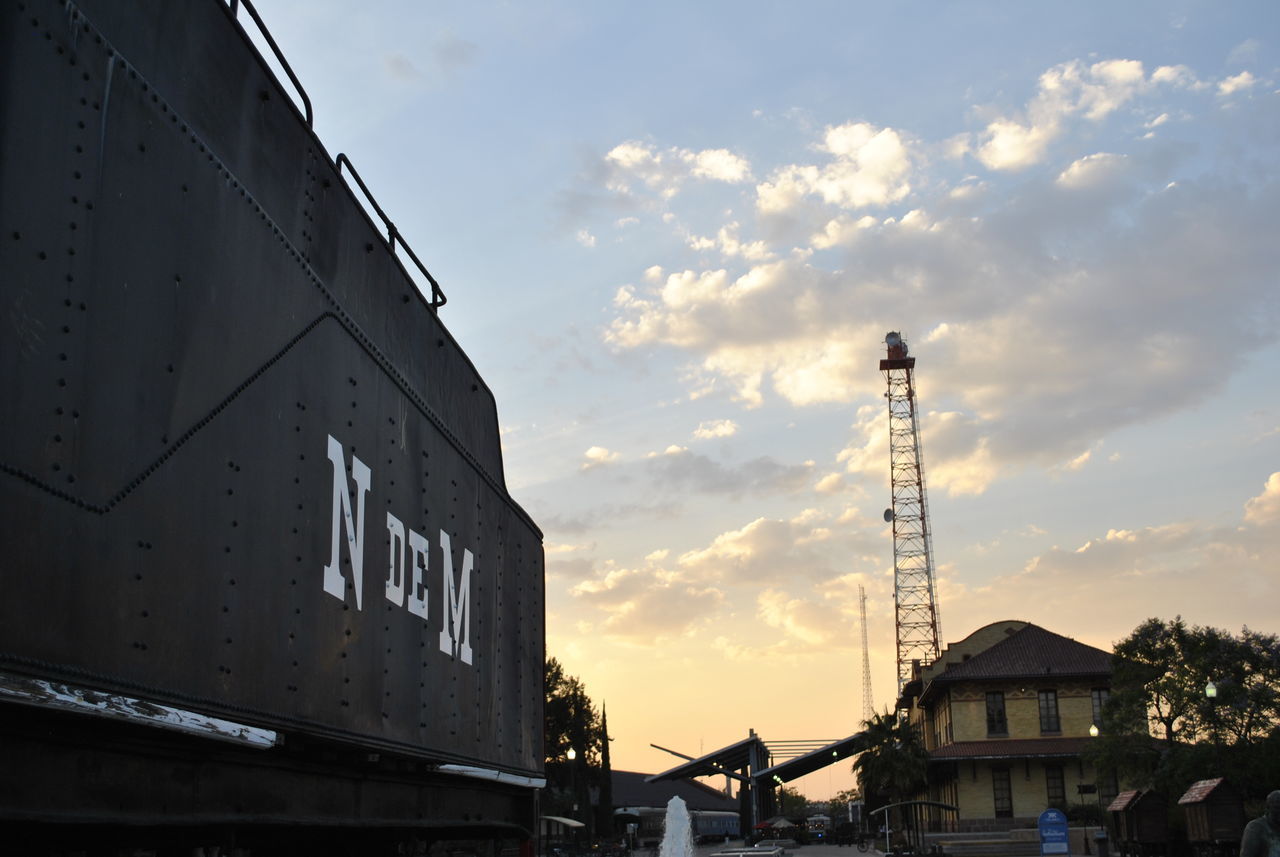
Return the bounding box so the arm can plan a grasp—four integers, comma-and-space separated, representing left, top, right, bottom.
899, 621, 1120, 832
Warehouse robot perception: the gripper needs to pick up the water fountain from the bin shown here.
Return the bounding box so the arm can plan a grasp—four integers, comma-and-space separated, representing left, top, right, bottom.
658, 795, 695, 857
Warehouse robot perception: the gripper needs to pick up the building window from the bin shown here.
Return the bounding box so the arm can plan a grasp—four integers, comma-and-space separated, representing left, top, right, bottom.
986, 691, 1008, 735
1045, 764, 1066, 810
1038, 689, 1061, 733
992, 768, 1013, 818
1092, 688, 1110, 725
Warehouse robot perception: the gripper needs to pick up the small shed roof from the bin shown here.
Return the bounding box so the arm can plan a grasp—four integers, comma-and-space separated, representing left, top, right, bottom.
1109, 790, 1143, 812
1178, 778, 1230, 805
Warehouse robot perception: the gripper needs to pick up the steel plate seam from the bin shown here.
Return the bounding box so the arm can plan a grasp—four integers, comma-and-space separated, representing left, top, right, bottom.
5, 4, 540, 533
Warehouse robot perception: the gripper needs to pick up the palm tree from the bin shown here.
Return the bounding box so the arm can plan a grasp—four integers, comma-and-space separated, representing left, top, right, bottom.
851, 711, 928, 839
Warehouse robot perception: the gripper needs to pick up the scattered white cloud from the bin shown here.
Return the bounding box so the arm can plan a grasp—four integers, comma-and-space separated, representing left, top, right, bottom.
677, 511, 843, 583
605, 140, 753, 200
693, 419, 739, 439
576, 229, 597, 247
571, 567, 725, 639
687, 148, 753, 182
581, 445, 620, 470
1056, 152, 1128, 188
1217, 71, 1257, 97
977, 59, 1151, 171
1243, 472, 1280, 524
757, 122, 913, 215
645, 448, 814, 496
814, 472, 845, 493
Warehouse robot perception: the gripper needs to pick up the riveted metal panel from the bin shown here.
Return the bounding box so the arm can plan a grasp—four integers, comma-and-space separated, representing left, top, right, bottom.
0, 0, 544, 787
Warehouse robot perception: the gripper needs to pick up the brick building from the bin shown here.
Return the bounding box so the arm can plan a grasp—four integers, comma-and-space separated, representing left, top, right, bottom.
899, 620, 1121, 832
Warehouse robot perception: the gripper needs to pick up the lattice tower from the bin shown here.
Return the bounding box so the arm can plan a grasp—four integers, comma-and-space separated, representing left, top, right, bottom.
880, 331, 942, 694
859, 584, 874, 723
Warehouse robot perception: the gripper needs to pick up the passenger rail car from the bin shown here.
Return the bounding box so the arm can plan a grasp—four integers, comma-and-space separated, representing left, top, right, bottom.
0, 0, 545, 852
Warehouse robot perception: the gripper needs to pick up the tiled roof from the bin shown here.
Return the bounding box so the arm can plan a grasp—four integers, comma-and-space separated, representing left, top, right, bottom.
1178, 778, 1228, 805
612, 770, 738, 812
1109, 790, 1142, 812
921, 624, 1111, 701
928, 737, 1091, 761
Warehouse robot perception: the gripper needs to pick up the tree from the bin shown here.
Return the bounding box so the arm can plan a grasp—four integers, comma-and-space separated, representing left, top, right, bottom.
597, 705, 615, 835
829, 786, 862, 821
850, 710, 927, 831
777, 785, 807, 815
545, 658, 609, 833
1085, 617, 1280, 802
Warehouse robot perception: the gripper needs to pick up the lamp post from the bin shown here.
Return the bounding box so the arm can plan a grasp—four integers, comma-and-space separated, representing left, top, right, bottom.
1088, 724, 1105, 857
1204, 680, 1220, 776
567, 746, 578, 818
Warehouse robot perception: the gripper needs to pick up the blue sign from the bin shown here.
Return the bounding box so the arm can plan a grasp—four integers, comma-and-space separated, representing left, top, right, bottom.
1039, 808, 1070, 856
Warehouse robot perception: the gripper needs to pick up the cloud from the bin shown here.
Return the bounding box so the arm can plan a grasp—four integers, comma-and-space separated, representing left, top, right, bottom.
977, 59, 1149, 170
930, 467, 1280, 645
687, 222, 773, 261
1217, 71, 1256, 97
1243, 472, 1280, 524
757, 122, 913, 214
431, 36, 478, 73
570, 567, 725, 640
645, 447, 813, 496
537, 501, 681, 535
756, 588, 851, 646
1227, 39, 1260, 67
688, 148, 752, 182
1056, 153, 1129, 189
608, 126, 1280, 491
676, 511, 845, 583
384, 54, 420, 81
581, 445, 620, 470
575, 229, 597, 247
692, 419, 739, 439
604, 140, 753, 200
814, 472, 846, 493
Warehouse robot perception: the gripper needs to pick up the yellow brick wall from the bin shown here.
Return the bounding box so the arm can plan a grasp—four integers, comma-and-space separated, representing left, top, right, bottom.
943, 681, 1102, 743
948, 758, 1104, 823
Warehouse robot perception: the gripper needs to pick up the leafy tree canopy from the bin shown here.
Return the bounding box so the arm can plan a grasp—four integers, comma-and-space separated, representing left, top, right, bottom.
1086, 616, 1280, 801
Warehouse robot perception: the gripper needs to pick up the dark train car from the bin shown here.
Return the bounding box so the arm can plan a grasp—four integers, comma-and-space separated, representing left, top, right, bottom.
0, 0, 545, 852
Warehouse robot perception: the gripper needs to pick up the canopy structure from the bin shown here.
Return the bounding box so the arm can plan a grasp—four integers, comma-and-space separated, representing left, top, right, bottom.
541, 815, 586, 830
645, 734, 767, 784
754, 731, 872, 784
646, 730, 878, 831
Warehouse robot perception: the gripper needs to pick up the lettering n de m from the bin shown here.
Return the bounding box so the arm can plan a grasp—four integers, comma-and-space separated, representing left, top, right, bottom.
323, 434, 370, 610
437, 530, 474, 665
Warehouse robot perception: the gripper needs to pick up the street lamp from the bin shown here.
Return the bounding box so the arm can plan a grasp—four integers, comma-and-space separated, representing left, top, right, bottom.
1205, 681, 1217, 699
567, 746, 578, 817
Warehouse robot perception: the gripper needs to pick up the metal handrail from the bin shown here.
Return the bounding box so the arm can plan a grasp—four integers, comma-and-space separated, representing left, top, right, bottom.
336, 153, 447, 310
228, 0, 313, 127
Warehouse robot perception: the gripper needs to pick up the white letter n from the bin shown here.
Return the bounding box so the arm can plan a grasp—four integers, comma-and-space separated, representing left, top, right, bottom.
437, 530, 474, 665
323, 434, 371, 610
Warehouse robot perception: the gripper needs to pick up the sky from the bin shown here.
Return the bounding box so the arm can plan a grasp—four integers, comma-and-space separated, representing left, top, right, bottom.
246, 0, 1279, 802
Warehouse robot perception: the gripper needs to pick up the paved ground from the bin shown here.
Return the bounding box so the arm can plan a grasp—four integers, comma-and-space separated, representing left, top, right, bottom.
692, 843, 885, 857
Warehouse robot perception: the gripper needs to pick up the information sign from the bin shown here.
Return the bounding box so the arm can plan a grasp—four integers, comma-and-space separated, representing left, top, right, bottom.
1039, 808, 1070, 856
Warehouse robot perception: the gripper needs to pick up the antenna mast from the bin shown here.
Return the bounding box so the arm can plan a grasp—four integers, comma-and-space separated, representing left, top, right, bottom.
880, 331, 942, 695
859, 584, 874, 723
